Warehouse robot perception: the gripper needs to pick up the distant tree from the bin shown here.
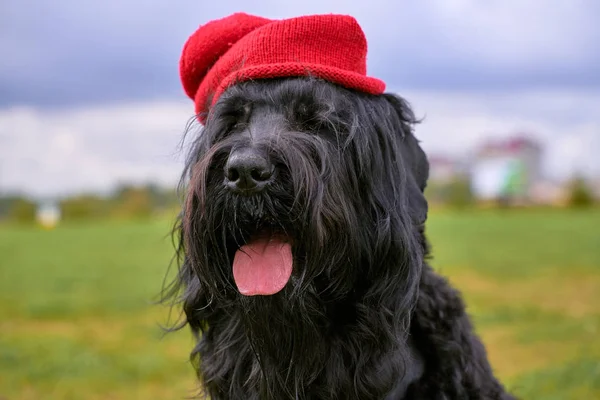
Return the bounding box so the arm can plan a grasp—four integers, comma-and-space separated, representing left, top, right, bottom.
423, 181, 446, 206
446, 176, 475, 209
110, 185, 153, 219
0, 196, 19, 219
60, 195, 109, 221
7, 197, 37, 224
567, 176, 595, 208
144, 183, 179, 211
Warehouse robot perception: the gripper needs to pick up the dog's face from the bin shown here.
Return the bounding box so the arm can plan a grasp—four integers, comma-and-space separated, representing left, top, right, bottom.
177, 77, 428, 323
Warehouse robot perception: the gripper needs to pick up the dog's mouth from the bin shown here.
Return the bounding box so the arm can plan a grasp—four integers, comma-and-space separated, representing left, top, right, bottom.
232, 230, 293, 296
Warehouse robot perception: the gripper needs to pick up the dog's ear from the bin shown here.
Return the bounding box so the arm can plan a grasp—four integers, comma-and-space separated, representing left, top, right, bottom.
403, 135, 429, 226
384, 94, 429, 225
406, 135, 429, 193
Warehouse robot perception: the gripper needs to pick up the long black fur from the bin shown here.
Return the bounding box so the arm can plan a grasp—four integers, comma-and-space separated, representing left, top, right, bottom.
163, 77, 516, 399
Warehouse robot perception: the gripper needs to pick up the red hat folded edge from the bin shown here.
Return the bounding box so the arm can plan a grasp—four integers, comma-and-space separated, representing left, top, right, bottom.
179, 13, 386, 124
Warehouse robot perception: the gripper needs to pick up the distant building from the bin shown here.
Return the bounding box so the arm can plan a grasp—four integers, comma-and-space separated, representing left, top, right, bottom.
470, 136, 543, 203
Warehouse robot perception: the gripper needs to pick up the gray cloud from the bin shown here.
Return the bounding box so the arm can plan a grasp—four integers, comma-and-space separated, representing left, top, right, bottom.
1, 0, 599, 108
2, 1, 598, 197
0, 100, 193, 197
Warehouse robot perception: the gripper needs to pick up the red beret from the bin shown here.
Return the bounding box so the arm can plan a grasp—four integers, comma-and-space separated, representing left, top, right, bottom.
179, 13, 386, 123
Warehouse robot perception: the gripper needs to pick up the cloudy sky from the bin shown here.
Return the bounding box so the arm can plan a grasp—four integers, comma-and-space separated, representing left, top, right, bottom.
1, 0, 599, 198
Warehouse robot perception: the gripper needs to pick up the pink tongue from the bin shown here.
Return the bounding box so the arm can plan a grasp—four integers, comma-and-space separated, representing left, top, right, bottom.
232, 236, 293, 296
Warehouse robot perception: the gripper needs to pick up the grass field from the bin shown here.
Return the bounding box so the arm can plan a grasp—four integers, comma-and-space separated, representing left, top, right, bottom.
1, 209, 599, 399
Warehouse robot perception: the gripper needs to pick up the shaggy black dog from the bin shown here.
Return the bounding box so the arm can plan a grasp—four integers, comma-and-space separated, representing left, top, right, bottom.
163, 77, 515, 399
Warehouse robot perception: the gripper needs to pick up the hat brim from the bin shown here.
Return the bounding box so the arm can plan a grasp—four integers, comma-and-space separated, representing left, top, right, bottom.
195, 63, 386, 122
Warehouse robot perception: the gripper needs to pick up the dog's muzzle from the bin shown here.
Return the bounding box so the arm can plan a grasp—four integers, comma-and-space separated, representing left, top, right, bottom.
224, 147, 275, 194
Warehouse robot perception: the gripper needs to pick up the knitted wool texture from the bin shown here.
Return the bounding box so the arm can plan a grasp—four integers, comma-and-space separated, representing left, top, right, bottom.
179, 13, 386, 123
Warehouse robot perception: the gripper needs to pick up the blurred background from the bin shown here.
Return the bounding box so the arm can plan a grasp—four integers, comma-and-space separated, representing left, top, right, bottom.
0, 1, 599, 399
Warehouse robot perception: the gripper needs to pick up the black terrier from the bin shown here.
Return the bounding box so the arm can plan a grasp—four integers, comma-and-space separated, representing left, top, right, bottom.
163, 77, 515, 399
164, 12, 515, 400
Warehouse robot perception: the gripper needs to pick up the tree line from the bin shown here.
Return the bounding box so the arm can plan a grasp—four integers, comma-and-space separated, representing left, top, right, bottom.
0, 184, 181, 224
0, 176, 597, 225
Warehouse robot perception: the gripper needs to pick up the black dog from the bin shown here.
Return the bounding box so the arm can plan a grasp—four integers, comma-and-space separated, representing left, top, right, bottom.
164, 77, 515, 399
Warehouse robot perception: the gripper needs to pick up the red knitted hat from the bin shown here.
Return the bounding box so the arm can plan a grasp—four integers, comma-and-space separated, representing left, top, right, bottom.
179, 13, 386, 123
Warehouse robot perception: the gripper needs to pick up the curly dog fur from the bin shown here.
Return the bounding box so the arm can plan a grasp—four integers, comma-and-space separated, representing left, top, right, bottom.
163, 77, 516, 399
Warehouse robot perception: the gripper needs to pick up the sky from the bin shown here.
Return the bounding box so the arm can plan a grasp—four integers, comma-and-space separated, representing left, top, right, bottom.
1, 0, 599, 198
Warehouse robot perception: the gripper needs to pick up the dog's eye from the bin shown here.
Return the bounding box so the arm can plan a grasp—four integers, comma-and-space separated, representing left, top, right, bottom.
296, 102, 317, 120
292, 102, 324, 132
292, 101, 351, 136
221, 102, 252, 133
233, 103, 251, 122
297, 103, 310, 117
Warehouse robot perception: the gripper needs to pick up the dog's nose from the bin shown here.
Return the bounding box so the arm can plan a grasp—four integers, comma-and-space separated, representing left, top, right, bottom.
224, 149, 274, 193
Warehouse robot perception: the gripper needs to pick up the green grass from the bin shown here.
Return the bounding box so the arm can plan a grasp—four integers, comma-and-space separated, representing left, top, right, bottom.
1, 209, 599, 399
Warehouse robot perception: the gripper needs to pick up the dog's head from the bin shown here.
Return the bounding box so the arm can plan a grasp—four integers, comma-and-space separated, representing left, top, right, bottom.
170, 76, 429, 314
164, 77, 430, 395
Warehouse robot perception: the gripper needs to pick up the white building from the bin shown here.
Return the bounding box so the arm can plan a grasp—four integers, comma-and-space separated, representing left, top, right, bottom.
470, 136, 542, 202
